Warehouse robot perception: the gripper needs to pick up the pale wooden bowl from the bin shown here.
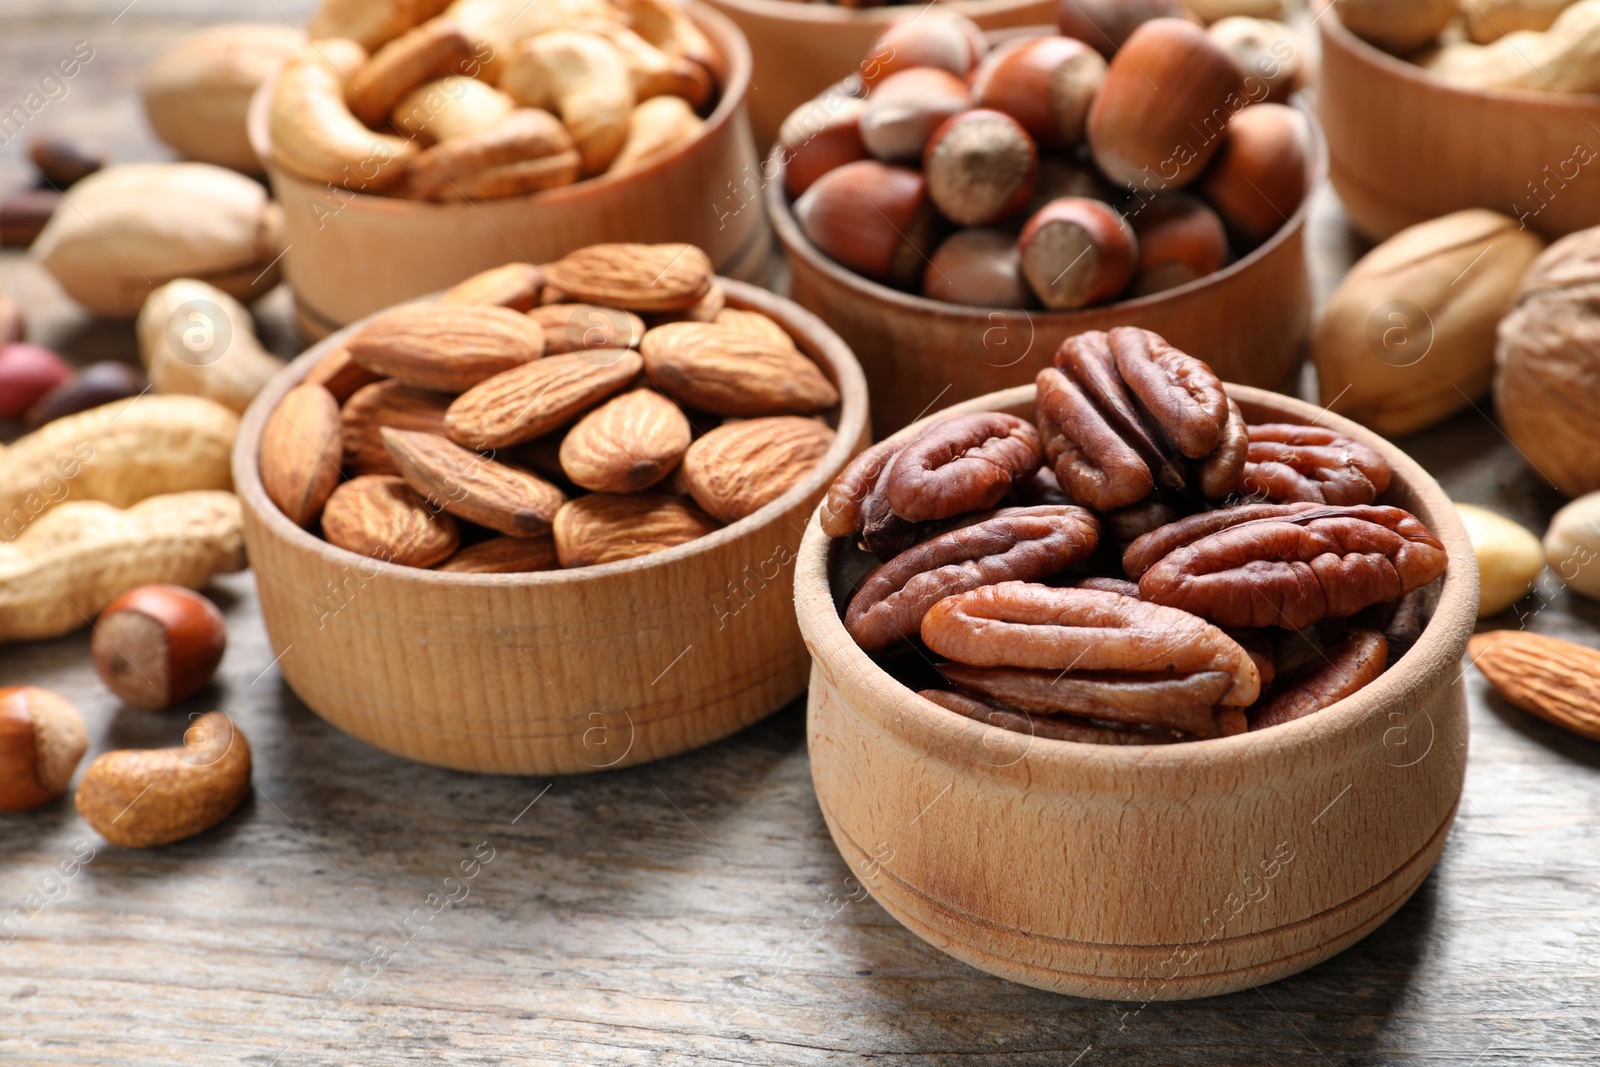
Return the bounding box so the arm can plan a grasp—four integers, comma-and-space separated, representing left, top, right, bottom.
767, 111, 1325, 436
702, 0, 1056, 150
235, 279, 869, 775
1317, 1, 1600, 241
245, 1, 771, 340
796, 383, 1478, 999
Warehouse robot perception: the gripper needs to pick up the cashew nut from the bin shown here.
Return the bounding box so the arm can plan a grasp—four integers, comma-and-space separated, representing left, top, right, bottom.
0, 394, 238, 536
345, 17, 477, 127
1420, 0, 1600, 92
270, 50, 419, 191
608, 95, 704, 174
0, 492, 245, 644
408, 108, 580, 199
614, 0, 717, 69
137, 279, 286, 414
75, 712, 252, 848
391, 74, 514, 142
574, 19, 713, 108
499, 30, 634, 175
309, 0, 454, 51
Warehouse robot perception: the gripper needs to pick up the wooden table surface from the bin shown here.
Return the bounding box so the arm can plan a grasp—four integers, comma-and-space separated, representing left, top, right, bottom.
2, 4, 1597, 1064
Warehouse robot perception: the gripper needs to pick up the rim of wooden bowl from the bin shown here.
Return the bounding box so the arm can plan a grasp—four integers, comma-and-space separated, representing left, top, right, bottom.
795, 383, 1480, 784
1317, 0, 1600, 112
766, 89, 1329, 321
708, 0, 1051, 27
244, 0, 755, 210
233, 277, 870, 585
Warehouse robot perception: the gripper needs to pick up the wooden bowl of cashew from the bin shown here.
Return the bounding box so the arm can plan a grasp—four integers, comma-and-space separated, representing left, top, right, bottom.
245, 1, 771, 339
794, 382, 1478, 1000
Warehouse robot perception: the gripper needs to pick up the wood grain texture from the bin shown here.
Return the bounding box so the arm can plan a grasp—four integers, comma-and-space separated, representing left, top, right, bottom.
1317, 1, 1600, 241
236, 280, 868, 774
797, 384, 1478, 999
246, 1, 773, 336
768, 134, 1319, 436
2, 2, 1599, 1063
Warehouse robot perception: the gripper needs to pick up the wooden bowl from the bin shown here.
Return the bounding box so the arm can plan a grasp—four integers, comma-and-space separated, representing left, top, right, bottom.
795, 384, 1477, 999
702, 0, 1056, 150
234, 280, 868, 775
245, 1, 770, 340
768, 104, 1325, 436
1317, 2, 1600, 241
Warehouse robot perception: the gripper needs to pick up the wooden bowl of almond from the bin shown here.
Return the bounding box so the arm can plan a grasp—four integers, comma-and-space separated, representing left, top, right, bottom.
794, 330, 1478, 998
234, 243, 868, 774
245, 0, 771, 338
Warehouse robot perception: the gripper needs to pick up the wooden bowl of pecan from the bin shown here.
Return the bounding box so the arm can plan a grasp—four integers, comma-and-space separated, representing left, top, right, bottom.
234, 245, 868, 775
795, 327, 1478, 999
244, 0, 771, 339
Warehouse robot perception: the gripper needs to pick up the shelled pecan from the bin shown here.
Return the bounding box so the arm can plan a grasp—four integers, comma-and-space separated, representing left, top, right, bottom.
1036, 328, 1245, 511
1240, 424, 1393, 506
844, 506, 1099, 650
1131, 503, 1448, 629
919, 688, 1186, 745
818, 412, 1042, 558
1250, 630, 1388, 730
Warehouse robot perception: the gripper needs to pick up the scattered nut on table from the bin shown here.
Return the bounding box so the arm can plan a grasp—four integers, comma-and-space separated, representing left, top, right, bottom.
1454, 504, 1543, 618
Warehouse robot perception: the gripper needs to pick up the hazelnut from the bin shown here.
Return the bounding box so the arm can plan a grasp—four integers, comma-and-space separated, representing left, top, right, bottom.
92, 584, 227, 710
794, 160, 944, 288
858, 67, 972, 164
1027, 155, 1119, 214
969, 36, 1107, 150
1127, 193, 1229, 296
1018, 197, 1137, 309
0, 342, 74, 420
25, 360, 144, 428
778, 97, 868, 198
860, 10, 986, 88
1086, 19, 1247, 191
923, 109, 1039, 227
1333, 0, 1458, 54
0, 686, 88, 812
922, 229, 1033, 308
1195, 102, 1309, 245
1207, 17, 1306, 105
1057, 0, 1191, 57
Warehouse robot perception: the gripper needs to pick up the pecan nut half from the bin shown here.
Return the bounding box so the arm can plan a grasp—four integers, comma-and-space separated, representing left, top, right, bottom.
936, 662, 1246, 739
845, 506, 1100, 651
1241, 424, 1393, 506
818, 412, 1043, 559
1250, 630, 1387, 730
920, 582, 1260, 705
918, 688, 1186, 745
1037, 327, 1243, 511
1133, 504, 1448, 629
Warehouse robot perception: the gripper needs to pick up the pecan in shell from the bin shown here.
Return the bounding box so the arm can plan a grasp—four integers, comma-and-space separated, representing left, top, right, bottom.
845, 506, 1100, 651
1134, 504, 1448, 629
1037, 328, 1241, 511
1240, 424, 1393, 506
918, 688, 1186, 745
1250, 629, 1387, 729
920, 582, 1260, 705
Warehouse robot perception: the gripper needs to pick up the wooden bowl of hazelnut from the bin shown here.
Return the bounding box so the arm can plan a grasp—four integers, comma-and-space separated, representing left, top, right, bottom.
234, 247, 868, 775
794, 329, 1478, 997
245, 0, 771, 339
768, 13, 1323, 435
701, 0, 1058, 150
1318, 0, 1600, 240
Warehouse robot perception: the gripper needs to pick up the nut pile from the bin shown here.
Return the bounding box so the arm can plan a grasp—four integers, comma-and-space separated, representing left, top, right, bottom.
1337, 0, 1600, 94
780, 8, 1309, 308
260, 242, 840, 571
267, 0, 719, 201
822, 326, 1449, 744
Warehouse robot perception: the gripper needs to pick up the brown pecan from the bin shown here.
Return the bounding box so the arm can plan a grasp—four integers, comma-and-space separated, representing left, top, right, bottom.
1199, 398, 1249, 500
1071, 576, 1141, 598
1134, 504, 1448, 629
1037, 327, 1239, 511
844, 506, 1100, 651
1240, 424, 1393, 506
1011, 465, 1074, 507
936, 663, 1246, 739
884, 412, 1042, 522
1103, 499, 1181, 544
1226, 628, 1277, 692
918, 688, 1185, 745
820, 437, 899, 539
920, 582, 1260, 705
1250, 630, 1387, 730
